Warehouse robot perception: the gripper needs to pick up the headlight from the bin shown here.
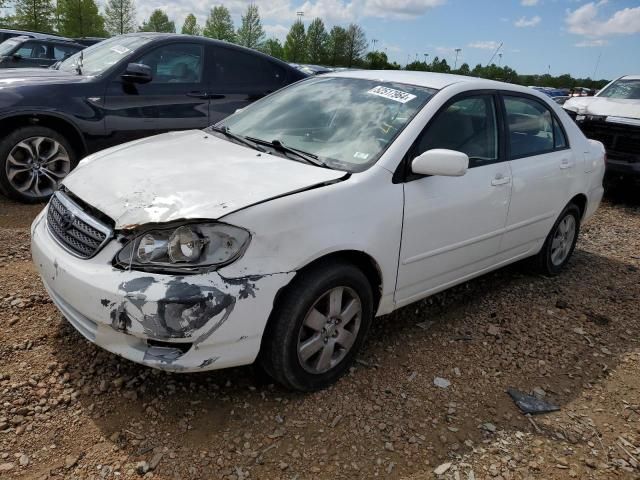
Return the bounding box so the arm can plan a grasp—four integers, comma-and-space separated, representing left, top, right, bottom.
115, 222, 250, 272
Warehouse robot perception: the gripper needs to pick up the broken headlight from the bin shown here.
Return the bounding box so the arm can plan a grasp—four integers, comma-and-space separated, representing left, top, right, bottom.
115, 223, 250, 272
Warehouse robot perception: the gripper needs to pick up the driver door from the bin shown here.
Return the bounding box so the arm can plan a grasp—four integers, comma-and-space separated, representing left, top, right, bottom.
103, 42, 211, 146
395, 93, 512, 305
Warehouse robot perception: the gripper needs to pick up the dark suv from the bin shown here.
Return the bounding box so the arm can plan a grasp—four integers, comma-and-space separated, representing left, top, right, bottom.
0, 33, 84, 69
0, 33, 306, 202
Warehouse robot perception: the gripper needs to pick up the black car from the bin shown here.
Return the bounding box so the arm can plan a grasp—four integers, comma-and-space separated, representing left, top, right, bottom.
74, 37, 106, 47
0, 34, 84, 69
0, 33, 307, 202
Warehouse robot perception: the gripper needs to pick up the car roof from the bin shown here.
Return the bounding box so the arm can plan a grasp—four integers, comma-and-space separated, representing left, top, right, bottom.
325, 70, 531, 93
0, 29, 73, 41
620, 75, 640, 80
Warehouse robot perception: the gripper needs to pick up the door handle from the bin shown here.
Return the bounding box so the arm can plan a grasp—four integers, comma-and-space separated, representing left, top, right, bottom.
491, 174, 511, 186
186, 91, 211, 99
560, 158, 574, 169
209, 94, 225, 99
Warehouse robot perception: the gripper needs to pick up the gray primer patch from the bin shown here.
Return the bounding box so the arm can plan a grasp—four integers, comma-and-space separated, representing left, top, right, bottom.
219, 274, 263, 299
119, 277, 156, 293
199, 357, 219, 368
143, 346, 185, 364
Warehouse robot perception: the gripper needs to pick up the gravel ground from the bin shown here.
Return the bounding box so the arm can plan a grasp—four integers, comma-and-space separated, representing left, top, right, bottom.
0, 188, 639, 480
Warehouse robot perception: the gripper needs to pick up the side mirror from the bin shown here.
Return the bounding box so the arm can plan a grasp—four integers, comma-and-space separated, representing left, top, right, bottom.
121, 63, 152, 84
11, 54, 21, 61
411, 149, 469, 177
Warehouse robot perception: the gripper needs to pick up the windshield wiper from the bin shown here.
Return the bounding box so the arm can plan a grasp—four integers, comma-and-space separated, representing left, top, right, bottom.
209, 125, 266, 152
75, 50, 83, 75
247, 138, 328, 168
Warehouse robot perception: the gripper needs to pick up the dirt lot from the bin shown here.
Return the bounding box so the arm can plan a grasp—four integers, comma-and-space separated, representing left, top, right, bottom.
0, 188, 639, 480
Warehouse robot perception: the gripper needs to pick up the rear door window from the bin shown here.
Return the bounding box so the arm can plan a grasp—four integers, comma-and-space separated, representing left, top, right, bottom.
15, 41, 50, 59
503, 95, 568, 158
213, 47, 285, 92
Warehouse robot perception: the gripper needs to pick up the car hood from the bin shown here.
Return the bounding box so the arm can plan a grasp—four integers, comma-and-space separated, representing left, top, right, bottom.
63, 130, 347, 229
0, 68, 90, 87
564, 96, 640, 120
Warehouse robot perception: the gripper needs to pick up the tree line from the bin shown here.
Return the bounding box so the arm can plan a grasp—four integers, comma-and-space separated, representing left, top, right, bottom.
0, 0, 609, 88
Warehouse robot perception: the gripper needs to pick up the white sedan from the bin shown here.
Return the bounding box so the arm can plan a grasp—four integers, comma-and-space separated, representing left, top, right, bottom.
31, 71, 605, 391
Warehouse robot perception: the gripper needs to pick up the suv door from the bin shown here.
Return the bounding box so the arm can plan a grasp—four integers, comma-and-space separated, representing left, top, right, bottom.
498, 93, 576, 259
103, 42, 210, 145
209, 46, 288, 124
395, 93, 512, 305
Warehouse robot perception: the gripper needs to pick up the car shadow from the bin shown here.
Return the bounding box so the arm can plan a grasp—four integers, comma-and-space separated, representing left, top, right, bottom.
50, 240, 640, 477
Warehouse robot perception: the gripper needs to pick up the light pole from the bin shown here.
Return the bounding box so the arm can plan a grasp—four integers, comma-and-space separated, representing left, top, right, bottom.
454, 48, 461, 69
371, 39, 378, 51
498, 52, 503, 67
423, 53, 429, 64
296, 11, 304, 21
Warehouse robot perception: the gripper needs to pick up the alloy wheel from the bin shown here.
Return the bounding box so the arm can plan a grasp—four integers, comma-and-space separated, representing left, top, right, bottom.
5, 136, 71, 199
550, 214, 576, 266
297, 286, 362, 374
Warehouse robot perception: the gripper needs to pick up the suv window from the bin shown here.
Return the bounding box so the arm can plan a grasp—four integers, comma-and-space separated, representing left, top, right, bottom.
214, 47, 285, 92
53, 44, 79, 60
415, 95, 498, 167
137, 43, 204, 84
504, 96, 567, 158
16, 41, 49, 59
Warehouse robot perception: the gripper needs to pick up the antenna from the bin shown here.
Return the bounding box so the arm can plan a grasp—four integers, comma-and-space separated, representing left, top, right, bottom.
486, 42, 503, 66
592, 51, 602, 79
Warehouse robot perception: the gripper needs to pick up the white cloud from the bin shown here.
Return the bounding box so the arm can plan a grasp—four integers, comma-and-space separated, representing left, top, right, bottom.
263, 24, 289, 41
129, 0, 446, 30
520, 0, 539, 6
514, 15, 541, 27
467, 40, 500, 50
574, 39, 608, 47
566, 2, 640, 37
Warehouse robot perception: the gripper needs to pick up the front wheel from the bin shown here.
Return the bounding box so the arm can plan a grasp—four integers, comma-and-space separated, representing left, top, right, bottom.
260, 261, 374, 391
0, 126, 76, 203
533, 203, 581, 275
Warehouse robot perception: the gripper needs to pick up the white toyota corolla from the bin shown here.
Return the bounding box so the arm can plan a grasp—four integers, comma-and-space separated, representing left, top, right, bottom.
31, 71, 605, 391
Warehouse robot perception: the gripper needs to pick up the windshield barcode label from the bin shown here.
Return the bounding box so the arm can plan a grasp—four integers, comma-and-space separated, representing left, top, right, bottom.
367, 86, 416, 104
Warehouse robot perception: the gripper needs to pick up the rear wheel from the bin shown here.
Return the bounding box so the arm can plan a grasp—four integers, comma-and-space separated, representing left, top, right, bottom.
260, 261, 374, 391
0, 126, 76, 203
533, 203, 581, 275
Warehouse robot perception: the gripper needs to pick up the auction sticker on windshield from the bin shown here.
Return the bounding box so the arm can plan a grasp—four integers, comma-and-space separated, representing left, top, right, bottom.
367, 86, 417, 104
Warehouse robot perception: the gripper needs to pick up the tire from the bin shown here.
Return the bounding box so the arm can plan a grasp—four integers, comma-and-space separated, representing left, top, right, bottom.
0, 126, 77, 203
260, 261, 374, 391
532, 203, 581, 275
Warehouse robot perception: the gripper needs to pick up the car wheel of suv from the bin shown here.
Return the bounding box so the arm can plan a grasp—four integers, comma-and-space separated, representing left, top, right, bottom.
260, 261, 374, 391
0, 126, 76, 203
534, 203, 581, 275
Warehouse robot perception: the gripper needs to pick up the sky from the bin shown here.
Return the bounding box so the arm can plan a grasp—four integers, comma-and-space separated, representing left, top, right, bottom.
111, 0, 639, 79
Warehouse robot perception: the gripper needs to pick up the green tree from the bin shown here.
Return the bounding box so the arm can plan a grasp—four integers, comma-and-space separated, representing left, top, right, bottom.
343, 23, 366, 68
181, 13, 200, 35
104, 0, 136, 35
140, 9, 175, 33
326, 25, 346, 66
305, 17, 327, 64
365, 50, 390, 69
457, 62, 471, 75
14, 0, 56, 32
283, 19, 305, 62
57, 0, 106, 37
203, 6, 235, 42
263, 38, 284, 59
236, 4, 264, 49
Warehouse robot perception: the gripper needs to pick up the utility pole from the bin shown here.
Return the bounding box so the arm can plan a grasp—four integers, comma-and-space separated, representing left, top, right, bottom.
296, 11, 304, 21
454, 48, 461, 69
486, 41, 503, 66
371, 39, 378, 51
423, 53, 429, 64
498, 52, 503, 67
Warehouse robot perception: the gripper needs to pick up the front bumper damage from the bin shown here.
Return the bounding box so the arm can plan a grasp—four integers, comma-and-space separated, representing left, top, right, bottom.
31, 211, 294, 372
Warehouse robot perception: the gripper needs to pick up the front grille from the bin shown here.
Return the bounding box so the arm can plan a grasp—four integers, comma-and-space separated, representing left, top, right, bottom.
46, 191, 112, 258
580, 121, 640, 163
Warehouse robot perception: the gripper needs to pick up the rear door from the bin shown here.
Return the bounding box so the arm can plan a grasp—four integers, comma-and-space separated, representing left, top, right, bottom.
209, 46, 289, 124
498, 93, 577, 259
103, 42, 210, 145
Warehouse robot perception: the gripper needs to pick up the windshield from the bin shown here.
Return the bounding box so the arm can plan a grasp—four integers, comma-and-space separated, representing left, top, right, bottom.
598, 79, 640, 100
219, 77, 436, 172
0, 39, 19, 56
57, 35, 154, 76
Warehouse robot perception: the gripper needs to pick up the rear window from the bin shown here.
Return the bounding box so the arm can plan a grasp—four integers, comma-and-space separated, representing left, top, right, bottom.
213, 47, 285, 92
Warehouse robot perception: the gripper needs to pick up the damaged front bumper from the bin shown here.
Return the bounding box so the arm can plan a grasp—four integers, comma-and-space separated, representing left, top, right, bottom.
31, 211, 294, 372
